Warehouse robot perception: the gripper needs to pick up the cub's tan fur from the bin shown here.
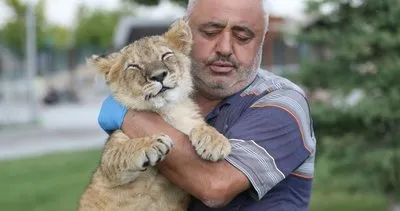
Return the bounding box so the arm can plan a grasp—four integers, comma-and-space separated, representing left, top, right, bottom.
77, 19, 231, 211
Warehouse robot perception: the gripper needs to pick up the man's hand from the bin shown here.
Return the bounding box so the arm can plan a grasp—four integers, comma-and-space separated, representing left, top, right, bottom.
121, 110, 250, 207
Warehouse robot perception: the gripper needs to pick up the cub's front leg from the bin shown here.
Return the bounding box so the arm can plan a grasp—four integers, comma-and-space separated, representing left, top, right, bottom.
189, 125, 231, 162
101, 130, 173, 186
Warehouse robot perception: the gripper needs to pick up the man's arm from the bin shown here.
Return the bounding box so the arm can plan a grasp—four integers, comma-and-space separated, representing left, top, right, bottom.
121, 110, 250, 207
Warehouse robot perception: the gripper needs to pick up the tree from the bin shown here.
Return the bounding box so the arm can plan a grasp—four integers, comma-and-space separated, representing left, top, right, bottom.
72, 5, 125, 49
121, 0, 188, 7
293, 0, 400, 210
44, 25, 71, 50
0, 0, 47, 54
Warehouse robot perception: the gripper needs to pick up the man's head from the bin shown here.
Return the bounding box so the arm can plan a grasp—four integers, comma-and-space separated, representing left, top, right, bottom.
185, 0, 269, 99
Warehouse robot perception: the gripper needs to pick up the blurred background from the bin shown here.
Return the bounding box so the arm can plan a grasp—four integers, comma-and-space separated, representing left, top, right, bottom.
0, 0, 398, 210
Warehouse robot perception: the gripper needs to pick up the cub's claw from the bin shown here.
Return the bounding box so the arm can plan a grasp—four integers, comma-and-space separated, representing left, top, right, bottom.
138, 134, 173, 170
189, 125, 231, 162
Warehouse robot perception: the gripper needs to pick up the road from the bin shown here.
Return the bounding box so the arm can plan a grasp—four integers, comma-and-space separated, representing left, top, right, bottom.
0, 101, 108, 160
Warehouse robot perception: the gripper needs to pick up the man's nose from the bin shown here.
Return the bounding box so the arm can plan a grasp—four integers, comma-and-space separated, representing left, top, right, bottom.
216, 31, 233, 57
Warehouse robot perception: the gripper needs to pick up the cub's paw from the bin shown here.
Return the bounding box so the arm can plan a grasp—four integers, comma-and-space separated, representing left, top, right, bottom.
189, 125, 231, 162
134, 134, 173, 170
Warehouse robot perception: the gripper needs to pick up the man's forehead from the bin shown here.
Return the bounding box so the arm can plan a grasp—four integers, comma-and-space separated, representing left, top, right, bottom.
190, 0, 265, 31
199, 20, 255, 29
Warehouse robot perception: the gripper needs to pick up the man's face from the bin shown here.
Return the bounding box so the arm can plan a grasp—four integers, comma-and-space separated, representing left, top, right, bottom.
188, 0, 266, 99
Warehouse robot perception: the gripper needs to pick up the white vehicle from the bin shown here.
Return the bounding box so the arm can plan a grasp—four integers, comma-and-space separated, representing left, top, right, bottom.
113, 17, 176, 50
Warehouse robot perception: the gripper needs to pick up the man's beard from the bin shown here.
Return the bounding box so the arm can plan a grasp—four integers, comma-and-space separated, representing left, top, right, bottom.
190, 62, 255, 99
191, 50, 262, 92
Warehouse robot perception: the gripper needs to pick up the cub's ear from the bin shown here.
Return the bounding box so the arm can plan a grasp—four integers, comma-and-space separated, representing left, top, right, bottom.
87, 52, 120, 81
87, 54, 112, 75
163, 18, 192, 55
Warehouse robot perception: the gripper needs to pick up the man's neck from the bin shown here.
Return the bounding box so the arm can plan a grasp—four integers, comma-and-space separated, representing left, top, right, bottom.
194, 93, 222, 117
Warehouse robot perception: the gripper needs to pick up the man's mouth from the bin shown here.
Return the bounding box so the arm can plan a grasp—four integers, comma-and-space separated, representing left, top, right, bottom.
209, 61, 235, 73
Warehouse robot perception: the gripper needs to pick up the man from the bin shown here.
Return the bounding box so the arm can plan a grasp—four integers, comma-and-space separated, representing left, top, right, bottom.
98, 0, 316, 210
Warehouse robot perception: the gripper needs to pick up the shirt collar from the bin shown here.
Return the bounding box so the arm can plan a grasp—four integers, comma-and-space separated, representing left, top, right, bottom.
204, 73, 260, 121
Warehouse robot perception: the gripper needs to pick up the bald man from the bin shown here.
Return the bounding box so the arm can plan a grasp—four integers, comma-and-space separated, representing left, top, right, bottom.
98, 0, 316, 210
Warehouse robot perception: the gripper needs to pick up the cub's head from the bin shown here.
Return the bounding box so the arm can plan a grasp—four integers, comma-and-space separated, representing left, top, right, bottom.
89, 19, 193, 109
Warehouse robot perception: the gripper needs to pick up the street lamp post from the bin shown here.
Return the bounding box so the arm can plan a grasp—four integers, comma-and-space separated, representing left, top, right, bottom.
25, 2, 39, 123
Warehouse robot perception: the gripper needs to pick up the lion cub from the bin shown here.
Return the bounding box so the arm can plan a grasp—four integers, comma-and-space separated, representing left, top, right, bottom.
77, 19, 231, 211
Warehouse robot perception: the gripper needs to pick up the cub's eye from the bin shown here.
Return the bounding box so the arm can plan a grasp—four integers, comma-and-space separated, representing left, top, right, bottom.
161, 52, 174, 61
126, 64, 142, 71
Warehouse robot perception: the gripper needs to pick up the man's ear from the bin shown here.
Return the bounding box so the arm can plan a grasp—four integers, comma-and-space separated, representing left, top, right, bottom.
163, 18, 192, 55
87, 52, 120, 81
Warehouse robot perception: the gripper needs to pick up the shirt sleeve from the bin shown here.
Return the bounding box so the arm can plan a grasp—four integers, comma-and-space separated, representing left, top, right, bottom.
224, 89, 315, 200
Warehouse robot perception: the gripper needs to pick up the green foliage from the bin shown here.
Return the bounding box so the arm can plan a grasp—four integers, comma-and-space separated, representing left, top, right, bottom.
1, 17, 26, 54
4, 0, 26, 17
0, 0, 47, 54
73, 5, 125, 49
44, 25, 71, 50
294, 0, 400, 204
0, 0, 72, 53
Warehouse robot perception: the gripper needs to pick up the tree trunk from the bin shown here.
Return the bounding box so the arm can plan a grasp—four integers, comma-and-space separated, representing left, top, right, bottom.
388, 191, 400, 211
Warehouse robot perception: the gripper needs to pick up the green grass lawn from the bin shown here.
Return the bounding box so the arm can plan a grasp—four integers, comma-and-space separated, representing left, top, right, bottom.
0, 149, 387, 211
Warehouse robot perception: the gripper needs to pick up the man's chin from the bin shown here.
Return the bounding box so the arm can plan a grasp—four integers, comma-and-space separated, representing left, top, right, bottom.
203, 80, 235, 90
194, 76, 240, 97
198, 84, 238, 99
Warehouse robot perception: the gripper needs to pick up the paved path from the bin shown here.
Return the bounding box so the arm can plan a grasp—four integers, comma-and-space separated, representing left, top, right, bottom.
0, 101, 108, 160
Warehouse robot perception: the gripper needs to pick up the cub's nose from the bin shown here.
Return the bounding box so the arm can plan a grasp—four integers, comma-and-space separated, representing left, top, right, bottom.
149, 71, 167, 82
